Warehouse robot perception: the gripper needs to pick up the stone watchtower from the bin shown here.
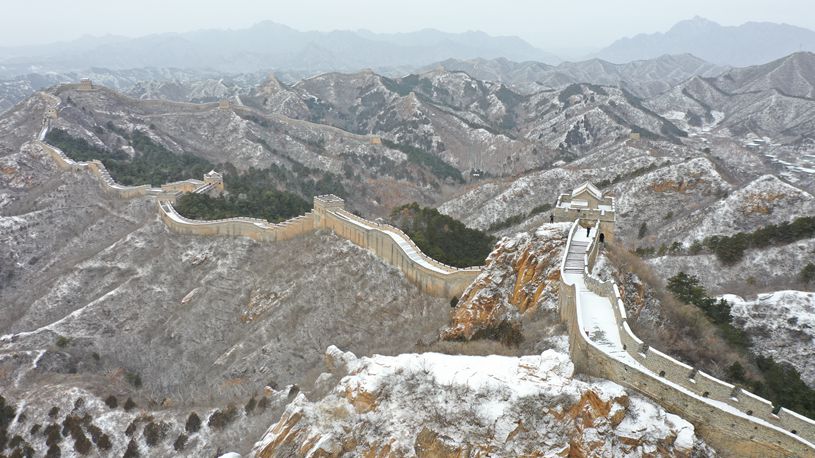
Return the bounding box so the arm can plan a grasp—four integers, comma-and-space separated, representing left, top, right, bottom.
218, 99, 231, 110
553, 182, 616, 242
78, 78, 94, 91
203, 170, 225, 192
313, 195, 345, 228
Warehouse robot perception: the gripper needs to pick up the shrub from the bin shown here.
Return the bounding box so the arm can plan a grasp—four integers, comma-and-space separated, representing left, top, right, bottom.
104, 395, 117, 409
174, 434, 188, 451
638, 222, 647, 239
123, 439, 140, 458
48, 407, 59, 418
257, 397, 269, 411
45, 444, 61, 458
449, 296, 459, 308
123, 398, 136, 412
245, 397, 257, 414
9, 434, 23, 448
73, 430, 92, 455
125, 372, 142, 388
44, 424, 62, 446
207, 405, 238, 430
801, 263, 815, 284
97, 434, 112, 451
727, 362, 747, 382
185, 412, 201, 433
142, 421, 168, 447
86, 424, 103, 443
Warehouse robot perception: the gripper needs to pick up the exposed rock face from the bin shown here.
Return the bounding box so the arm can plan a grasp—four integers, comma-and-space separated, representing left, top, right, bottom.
251, 346, 710, 457
440, 224, 569, 344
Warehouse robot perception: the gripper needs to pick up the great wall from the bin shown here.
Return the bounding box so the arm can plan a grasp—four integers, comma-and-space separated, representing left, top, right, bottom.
556, 186, 815, 456
33, 86, 815, 456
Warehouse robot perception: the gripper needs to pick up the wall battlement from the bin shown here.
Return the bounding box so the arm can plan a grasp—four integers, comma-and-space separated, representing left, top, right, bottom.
36, 119, 480, 299
558, 219, 815, 457
313, 196, 480, 299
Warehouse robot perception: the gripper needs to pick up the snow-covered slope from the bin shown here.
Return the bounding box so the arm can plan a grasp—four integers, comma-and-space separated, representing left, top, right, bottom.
250, 346, 711, 457
678, 175, 815, 244
725, 291, 815, 387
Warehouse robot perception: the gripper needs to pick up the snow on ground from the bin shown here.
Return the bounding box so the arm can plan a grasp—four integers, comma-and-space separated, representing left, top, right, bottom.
724, 291, 815, 387
251, 346, 704, 457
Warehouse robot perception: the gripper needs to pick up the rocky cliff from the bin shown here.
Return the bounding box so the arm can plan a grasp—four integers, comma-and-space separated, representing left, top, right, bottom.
440, 224, 569, 345
250, 346, 712, 457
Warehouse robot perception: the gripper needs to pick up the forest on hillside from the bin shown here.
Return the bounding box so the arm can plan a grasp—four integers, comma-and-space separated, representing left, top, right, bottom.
389, 202, 495, 268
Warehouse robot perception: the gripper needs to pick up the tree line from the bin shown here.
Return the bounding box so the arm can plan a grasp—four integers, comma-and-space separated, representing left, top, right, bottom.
389, 202, 495, 268
667, 272, 815, 419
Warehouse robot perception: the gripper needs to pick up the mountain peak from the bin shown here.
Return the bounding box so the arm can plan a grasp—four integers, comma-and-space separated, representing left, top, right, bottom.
598, 17, 815, 66
668, 16, 720, 33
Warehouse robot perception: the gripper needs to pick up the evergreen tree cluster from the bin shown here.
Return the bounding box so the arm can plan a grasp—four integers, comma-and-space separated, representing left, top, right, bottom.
46, 128, 213, 186
667, 272, 815, 418
487, 203, 552, 232
381, 139, 463, 183
700, 216, 815, 265
389, 202, 495, 268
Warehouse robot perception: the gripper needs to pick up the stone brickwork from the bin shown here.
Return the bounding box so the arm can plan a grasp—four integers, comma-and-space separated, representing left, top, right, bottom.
158, 201, 315, 242
314, 196, 481, 299
553, 182, 616, 241
558, 218, 815, 456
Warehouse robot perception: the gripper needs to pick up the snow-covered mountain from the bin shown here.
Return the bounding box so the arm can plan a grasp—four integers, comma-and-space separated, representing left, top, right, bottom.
424, 54, 725, 97
251, 346, 710, 457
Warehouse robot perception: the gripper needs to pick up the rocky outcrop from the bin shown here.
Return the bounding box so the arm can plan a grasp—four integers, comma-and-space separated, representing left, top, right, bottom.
250, 346, 710, 457
440, 224, 569, 344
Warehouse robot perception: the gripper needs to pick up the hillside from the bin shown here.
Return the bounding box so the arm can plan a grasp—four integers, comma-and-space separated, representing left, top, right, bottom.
251, 347, 710, 457
425, 54, 725, 97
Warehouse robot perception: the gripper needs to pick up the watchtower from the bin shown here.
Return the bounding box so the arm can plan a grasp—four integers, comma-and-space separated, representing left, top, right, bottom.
203, 170, 224, 192
78, 78, 94, 91
313, 195, 345, 228
218, 99, 231, 110
553, 182, 616, 241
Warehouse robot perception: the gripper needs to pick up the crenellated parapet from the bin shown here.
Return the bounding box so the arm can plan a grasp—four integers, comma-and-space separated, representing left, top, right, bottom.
558, 216, 815, 456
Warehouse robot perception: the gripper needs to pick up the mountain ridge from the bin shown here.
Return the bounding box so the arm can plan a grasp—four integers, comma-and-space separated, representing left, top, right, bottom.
597, 16, 815, 67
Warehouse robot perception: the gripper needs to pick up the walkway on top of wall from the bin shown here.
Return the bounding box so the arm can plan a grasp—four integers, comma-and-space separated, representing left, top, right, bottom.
330, 209, 453, 275
565, 229, 633, 363
562, 221, 815, 449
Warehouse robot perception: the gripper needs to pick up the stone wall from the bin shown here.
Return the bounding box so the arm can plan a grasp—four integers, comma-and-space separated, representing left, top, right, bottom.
315, 203, 480, 299
37, 140, 152, 199
158, 201, 315, 242
37, 128, 480, 300
560, 220, 815, 457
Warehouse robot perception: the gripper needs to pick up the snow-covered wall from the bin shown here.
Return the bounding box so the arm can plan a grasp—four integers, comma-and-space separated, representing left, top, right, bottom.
558, 220, 815, 457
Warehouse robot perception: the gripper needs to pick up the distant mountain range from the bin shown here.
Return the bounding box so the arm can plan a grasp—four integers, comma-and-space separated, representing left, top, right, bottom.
596, 16, 815, 67
423, 54, 725, 98
0, 21, 560, 77
3, 17, 815, 79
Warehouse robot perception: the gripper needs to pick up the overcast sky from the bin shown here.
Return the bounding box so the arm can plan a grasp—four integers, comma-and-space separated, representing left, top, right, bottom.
2, 0, 813, 52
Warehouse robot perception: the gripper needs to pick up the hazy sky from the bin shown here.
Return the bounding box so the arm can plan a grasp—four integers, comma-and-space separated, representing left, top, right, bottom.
2, 0, 814, 52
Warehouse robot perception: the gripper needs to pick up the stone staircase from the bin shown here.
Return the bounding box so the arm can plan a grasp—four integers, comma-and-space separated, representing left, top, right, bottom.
564, 240, 588, 273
